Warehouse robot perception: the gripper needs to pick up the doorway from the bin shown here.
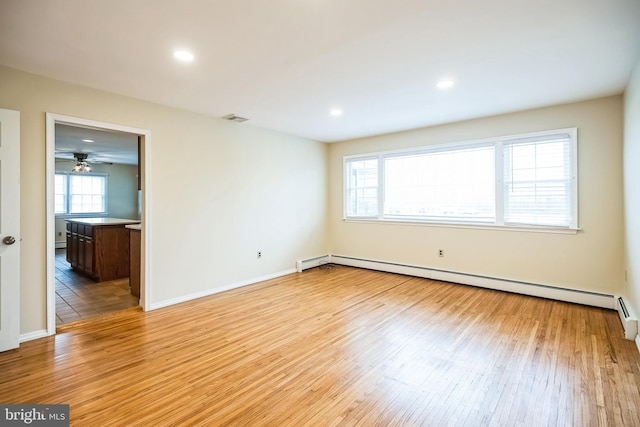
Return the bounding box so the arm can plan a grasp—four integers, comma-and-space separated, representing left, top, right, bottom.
45, 114, 151, 335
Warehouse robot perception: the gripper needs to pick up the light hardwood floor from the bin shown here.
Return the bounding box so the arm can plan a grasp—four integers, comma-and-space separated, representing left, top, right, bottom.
2, 265, 639, 426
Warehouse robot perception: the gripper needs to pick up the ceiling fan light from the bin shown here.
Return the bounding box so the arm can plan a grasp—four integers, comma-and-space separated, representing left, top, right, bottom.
72, 159, 91, 173
71, 152, 92, 173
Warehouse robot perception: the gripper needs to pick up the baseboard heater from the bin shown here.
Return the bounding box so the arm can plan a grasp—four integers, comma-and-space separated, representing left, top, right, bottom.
297, 254, 616, 311
296, 255, 332, 272
616, 296, 639, 340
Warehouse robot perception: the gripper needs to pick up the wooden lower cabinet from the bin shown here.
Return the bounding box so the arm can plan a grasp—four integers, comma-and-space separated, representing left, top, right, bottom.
129, 229, 141, 298
66, 221, 131, 282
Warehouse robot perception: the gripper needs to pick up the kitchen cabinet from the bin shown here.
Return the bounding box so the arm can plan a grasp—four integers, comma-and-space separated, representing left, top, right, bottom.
66, 218, 140, 282
127, 225, 141, 298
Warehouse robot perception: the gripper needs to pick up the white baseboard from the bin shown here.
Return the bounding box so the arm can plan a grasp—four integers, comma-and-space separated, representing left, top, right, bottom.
20, 329, 50, 343
636, 335, 640, 353
55, 241, 66, 249
149, 268, 297, 311
330, 255, 615, 310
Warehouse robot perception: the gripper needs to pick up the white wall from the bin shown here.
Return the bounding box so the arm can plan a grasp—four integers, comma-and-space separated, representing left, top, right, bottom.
0, 66, 328, 335
328, 96, 624, 295
623, 59, 640, 321
0, 61, 628, 337
54, 160, 139, 246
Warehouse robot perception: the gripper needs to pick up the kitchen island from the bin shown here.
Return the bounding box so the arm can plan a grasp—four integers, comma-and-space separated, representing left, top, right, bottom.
66, 218, 141, 282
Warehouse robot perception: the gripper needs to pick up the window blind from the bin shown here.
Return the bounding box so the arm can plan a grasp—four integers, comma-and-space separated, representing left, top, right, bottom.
70, 175, 106, 214
503, 133, 572, 227
345, 158, 379, 217
343, 128, 577, 230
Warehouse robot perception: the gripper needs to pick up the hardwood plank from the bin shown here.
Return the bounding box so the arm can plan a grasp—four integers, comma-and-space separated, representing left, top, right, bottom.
1, 265, 639, 426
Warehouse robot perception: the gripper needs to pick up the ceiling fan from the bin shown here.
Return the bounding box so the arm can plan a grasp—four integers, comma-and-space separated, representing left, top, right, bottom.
58, 152, 113, 173
71, 152, 92, 173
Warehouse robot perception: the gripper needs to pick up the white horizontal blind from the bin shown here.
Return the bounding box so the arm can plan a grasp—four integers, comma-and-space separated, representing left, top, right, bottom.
345, 157, 379, 217
503, 133, 573, 227
69, 174, 107, 214
54, 174, 67, 214
384, 145, 495, 222
344, 128, 577, 230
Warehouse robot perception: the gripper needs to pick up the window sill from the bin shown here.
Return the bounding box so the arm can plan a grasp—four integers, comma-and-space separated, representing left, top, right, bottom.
343, 218, 580, 234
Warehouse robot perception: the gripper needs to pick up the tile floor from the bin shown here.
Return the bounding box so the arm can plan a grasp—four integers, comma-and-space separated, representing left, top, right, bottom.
55, 248, 139, 325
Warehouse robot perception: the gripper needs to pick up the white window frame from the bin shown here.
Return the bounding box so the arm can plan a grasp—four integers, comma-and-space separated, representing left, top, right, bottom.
343, 128, 578, 233
344, 155, 380, 219
54, 172, 109, 217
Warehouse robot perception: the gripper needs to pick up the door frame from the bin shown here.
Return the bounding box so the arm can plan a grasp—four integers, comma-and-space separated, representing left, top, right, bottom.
45, 113, 152, 335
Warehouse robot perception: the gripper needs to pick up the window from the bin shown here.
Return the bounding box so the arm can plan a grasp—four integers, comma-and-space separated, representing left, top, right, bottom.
54, 174, 68, 214
503, 134, 573, 227
55, 173, 107, 215
345, 157, 379, 217
344, 128, 577, 230
384, 144, 495, 222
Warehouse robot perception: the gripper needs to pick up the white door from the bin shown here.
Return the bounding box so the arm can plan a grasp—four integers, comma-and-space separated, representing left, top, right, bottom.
0, 108, 20, 352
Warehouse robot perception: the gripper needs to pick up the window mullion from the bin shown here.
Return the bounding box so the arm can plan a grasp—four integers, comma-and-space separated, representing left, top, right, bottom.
570, 129, 578, 229
495, 141, 504, 226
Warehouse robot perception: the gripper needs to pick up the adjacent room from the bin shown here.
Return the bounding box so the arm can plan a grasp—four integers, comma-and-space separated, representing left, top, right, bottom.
54, 124, 141, 324
1, 0, 639, 425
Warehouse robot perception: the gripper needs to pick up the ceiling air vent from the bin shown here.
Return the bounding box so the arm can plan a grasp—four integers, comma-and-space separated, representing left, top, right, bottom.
222, 113, 249, 123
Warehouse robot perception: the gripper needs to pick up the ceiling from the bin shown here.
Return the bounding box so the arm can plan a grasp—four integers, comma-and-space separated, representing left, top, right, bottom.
1, 0, 639, 143
55, 124, 138, 165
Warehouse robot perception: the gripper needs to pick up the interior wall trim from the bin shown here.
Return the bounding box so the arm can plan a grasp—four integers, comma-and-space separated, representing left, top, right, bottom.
149, 268, 297, 311
19, 329, 48, 343
45, 112, 152, 337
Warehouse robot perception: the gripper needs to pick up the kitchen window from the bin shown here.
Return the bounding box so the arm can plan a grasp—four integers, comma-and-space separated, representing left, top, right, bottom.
344, 128, 578, 231
55, 173, 108, 215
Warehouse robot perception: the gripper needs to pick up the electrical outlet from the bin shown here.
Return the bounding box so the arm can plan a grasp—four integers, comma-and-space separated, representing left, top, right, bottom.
257, 251, 262, 259
57, 232, 62, 237
438, 249, 444, 257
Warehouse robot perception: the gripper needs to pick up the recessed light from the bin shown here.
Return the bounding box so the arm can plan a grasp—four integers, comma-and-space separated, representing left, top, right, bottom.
173, 50, 194, 62
436, 80, 455, 90
82, 139, 94, 143
330, 109, 343, 117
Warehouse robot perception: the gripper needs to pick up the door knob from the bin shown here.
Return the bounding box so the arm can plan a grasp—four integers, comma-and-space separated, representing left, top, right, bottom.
3, 236, 16, 245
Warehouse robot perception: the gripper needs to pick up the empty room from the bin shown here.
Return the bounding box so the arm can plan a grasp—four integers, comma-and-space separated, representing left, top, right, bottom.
1, 0, 640, 426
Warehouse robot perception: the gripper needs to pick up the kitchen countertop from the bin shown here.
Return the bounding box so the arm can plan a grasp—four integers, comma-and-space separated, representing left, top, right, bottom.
125, 223, 142, 231
66, 217, 141, 226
